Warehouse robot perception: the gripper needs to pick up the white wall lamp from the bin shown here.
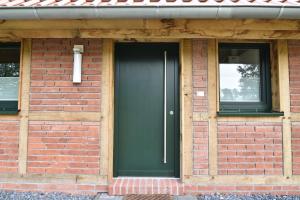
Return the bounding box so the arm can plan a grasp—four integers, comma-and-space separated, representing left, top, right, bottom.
73, 45, 84, 83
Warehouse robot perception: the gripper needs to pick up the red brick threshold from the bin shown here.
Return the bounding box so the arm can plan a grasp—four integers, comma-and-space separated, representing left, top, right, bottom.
108, 177, 184, 195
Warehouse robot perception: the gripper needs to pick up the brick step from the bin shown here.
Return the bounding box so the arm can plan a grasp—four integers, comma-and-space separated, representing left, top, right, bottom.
108, 178, 184, 195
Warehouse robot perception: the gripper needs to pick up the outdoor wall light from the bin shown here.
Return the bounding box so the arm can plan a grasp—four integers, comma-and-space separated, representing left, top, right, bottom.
73, 45, 84, 83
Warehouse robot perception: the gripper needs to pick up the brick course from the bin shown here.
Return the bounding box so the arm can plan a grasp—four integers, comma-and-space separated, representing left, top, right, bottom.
218, 122, 283, 175
30, 39, 101, 112
28, 121, 100, 175
0, 121, 19, 173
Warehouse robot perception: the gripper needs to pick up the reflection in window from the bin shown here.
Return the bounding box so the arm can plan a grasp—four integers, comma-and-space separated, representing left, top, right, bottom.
0, 45, 20, 101
219, 49, 261, 103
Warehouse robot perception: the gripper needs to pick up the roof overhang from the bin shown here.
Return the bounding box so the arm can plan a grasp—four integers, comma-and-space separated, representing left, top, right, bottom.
0, 6, 300, 19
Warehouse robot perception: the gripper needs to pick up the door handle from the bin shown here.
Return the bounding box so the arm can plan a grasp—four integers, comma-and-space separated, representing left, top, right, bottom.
163, 50, 167, 164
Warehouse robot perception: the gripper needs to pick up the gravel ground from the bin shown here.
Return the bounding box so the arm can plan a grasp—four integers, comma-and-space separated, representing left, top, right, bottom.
1, 191, 300, 200
0, 191, 95, 200
198, 194, 300, 200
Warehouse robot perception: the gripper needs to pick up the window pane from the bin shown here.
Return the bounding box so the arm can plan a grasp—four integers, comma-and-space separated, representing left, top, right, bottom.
219, 48, 261, 102
0, 45, 20, 101
0, 77, 19, 100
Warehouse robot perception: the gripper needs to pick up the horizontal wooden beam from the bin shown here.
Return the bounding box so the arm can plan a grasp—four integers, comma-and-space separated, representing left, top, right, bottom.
29, 112, 101, 121
1, 29, 300, 41
187, 175, 300, 185
0, 173, 107, 184
193, 112, 284, 122
1, 173, 300, 185
1, 19, 300, 31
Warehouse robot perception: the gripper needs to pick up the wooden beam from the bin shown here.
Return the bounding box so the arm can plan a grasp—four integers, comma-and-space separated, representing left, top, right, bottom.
1, 19, 300, 31
0, 115, 20, 120
100, 39, 114, 181
180, 39, 193, 181
18, 39, 31, 175
0, 173, 107, 184
271, 41, 280, 112
217, 116, 283, 122
3, 173, 300, 185
187, 175, 300, 185
2, 29, 300, 41
208, 39, 218, 177
277, 40, 292, 178
29, 112, 101, 121
290, 113, 300, 121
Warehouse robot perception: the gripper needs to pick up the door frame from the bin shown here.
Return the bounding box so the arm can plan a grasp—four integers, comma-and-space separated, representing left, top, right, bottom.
100, 39, 193, 182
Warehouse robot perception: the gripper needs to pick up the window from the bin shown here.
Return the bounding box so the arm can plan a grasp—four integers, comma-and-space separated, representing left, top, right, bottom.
218, 43, 273, 114
0, 43, 20, 114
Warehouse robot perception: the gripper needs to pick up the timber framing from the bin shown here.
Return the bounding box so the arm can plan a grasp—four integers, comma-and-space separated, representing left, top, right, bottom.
278, 40, 292, 178
1, 19, 300, 41
18, 39, 31, 175
101, 39, 114, 181
180, 39, 193, 181
208, 39, 218, 177
0, 19, 299, 187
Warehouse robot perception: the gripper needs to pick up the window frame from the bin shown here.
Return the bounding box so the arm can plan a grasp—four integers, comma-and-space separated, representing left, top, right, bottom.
218, 42, 272, 113
0, 42, 21, 114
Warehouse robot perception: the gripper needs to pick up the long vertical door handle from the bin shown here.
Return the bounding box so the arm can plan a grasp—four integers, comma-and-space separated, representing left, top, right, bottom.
163, 51, 167, 164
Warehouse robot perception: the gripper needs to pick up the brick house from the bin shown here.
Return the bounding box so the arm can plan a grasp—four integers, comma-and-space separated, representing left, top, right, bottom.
0, 2, 300, 195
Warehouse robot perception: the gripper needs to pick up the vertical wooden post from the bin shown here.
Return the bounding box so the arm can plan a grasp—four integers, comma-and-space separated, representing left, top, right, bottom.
100, 39, 114, 181
180, 39, 193, 181
208, 39, 218, 176
18, 39, 31, 175
278, 40, 292, 178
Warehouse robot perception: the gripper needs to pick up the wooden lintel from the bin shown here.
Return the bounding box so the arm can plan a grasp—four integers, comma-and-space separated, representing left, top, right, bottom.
1, 19, 300, 31
1, 29, 300, 41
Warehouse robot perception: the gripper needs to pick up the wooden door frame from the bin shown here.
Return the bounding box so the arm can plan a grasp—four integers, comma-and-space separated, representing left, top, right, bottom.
101, 39, 193, 183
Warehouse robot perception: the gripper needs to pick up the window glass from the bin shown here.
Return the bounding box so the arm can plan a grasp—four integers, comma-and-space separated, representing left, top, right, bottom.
218, 43, 272, 113
219, 49, 261, 102
0, 45, 20, 101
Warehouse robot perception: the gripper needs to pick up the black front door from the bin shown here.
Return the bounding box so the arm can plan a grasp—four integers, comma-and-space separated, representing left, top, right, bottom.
114, 43, 179, 177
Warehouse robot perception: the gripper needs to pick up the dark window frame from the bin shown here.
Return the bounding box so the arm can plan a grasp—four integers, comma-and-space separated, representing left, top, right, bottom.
0, 43, 21, 114
218, 43, 272, 113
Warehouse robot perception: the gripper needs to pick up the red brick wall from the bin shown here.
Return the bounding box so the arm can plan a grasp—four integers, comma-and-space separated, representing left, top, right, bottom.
289, 40, 300, 175
193, 40, 208, 113
30, 39, 101, 112
218, 122, 283, 175
193, 121, 209, 175
0, 121, 19, 173
27, 39, 102, 175
28, 121, 100, 175
192, 40, 209, 175
289, 40, 300, 113
292, 122, 300, 174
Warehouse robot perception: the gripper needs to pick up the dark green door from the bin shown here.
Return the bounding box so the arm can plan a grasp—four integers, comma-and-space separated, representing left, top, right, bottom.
114, 43, 179, 177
